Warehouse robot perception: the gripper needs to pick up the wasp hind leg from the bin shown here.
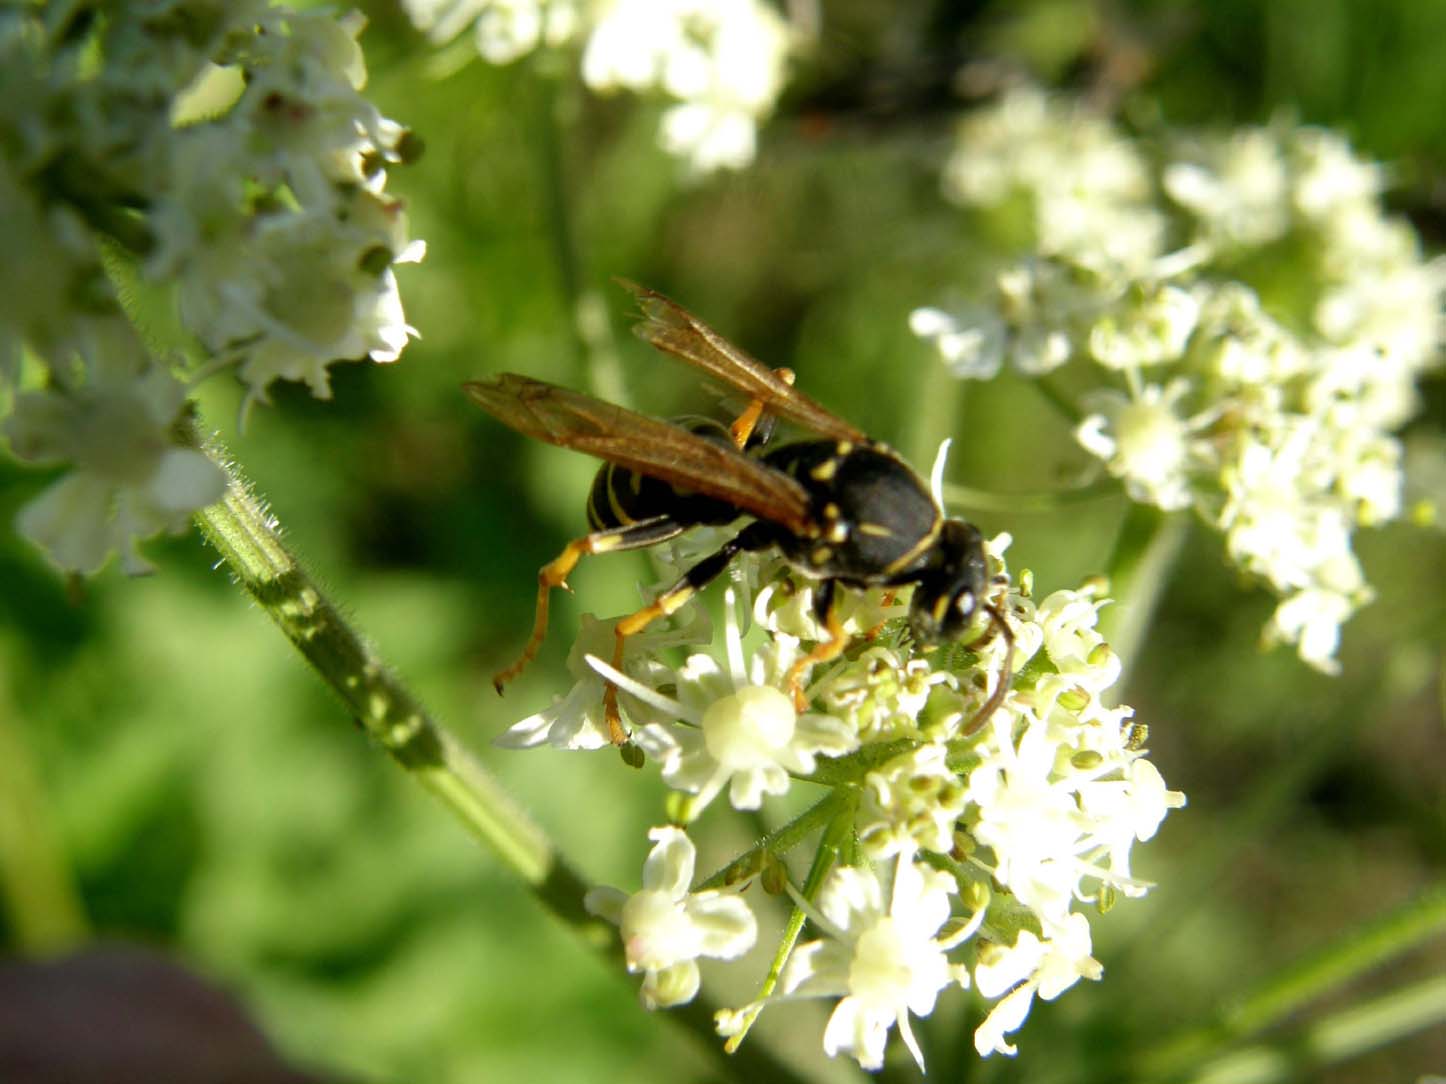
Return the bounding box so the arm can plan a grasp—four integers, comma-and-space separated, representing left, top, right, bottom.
492, 515, 684, 695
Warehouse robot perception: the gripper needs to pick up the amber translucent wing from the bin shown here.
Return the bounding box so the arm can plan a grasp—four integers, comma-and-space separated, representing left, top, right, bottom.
618, 280, 868, 443
464, 374, 813, 533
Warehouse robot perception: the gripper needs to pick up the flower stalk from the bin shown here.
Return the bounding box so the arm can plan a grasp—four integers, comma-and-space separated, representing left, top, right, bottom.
191, 431, 810, 1084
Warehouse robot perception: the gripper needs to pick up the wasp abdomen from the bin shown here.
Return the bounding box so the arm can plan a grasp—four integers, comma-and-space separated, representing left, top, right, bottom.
586, 417, 744, 531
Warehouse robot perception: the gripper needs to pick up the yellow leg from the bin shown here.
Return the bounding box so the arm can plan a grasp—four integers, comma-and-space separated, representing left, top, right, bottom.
728, 367, 795, 448
603, 584, 698, 745
597, 524, 768, 744
783, 601, 850, 712
492, 517, 681, 695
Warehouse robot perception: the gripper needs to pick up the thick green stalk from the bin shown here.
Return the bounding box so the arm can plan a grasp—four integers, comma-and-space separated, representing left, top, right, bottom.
0, 679, 89, 952
1136, 880, 1446, 1081
1180, 974, 1446, 1084
1097, 500, 1189, 689
191, 437, 811, 1084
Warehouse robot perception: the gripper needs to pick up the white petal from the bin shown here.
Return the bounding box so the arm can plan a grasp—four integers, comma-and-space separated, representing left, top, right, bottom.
16, 473, 116, 574
642, 826, 695, 898
683, 893, 758, 959
640, 960, 700, 1009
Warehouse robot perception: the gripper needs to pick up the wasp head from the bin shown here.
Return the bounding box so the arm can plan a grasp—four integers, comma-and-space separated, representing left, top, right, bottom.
907, 519, 989, 644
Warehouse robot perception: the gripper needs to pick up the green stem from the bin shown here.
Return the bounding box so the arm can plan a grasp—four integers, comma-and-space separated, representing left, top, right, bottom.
697, 788, 853, 892
191, 436, 810, 1084
722, 790, 857, 1054
941, 479, 1117, 515
905, 352, 962, 477
193, 439, 570, 900
0, 679, 90, 952
1096, 500, 1189, 690
1136, 880, 1446, 1081
1176, 974, 1446, 1084
529, 57, 627, 405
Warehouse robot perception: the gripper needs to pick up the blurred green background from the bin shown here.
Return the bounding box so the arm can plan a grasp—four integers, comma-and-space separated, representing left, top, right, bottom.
2, 1, 1443, 1081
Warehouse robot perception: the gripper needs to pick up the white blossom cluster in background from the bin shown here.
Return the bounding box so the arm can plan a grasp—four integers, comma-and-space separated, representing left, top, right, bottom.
0, 4, 424, 575
402, 0, 793, 174
504, 531, 1184, 1070
911, 87, 1445, 673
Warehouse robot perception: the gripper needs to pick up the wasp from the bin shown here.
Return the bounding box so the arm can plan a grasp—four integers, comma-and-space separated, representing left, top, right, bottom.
465, 282, 1012, 747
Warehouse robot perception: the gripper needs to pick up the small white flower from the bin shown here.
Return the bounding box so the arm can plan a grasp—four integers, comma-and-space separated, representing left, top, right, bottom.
1262, 586, 1360, 675
1165, 127, 1291, 246
415, 0, 791, 174
973, 914, 1102, 1057
590, 588, 857, 811
1290, 128, 1384, 221
858, 743, 967, 858
586, 826, 757, 1009
941, 86, 1164, 276
1033, 586, 1121, 691
781, 858, 970, 1071
1087, 283, 1200, 370
1076, 378, 1205, 512
496, 607, 710, 750
910, 304, 1008, 380
4, 361, 226, 575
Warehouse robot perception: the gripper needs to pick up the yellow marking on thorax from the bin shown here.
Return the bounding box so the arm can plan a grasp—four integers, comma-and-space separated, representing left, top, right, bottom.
882, 512, 942, 576
858, 522, 894, 538
810, 459, 839, 482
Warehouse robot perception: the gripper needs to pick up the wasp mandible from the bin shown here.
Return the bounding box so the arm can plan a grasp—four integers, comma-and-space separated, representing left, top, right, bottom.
465, 282, 1012, 746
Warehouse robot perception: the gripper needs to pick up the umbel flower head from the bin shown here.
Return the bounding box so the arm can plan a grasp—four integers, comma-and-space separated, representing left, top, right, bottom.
911, 87, 1443, 673
0, 3, 423, 575
505, 530, 1184, 1071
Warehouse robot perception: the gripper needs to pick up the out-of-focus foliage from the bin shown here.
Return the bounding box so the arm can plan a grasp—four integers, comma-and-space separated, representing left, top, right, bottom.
1, 1, 1442, 1082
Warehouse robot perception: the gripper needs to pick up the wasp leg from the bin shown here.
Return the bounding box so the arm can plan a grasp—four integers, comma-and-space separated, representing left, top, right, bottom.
492, 515, 685, 695
728, 367, 796, 448
783, 579, 850, 711
863, 589, 899, 641
959, 602, 1015, 736
604, 522, 776, 744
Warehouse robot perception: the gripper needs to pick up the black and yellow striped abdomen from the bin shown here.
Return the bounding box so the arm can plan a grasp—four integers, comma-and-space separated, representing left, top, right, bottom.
585, 417, 746, 532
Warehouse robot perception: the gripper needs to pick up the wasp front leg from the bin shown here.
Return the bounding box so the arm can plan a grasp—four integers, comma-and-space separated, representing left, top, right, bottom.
782, 578, 852, 711
492, 515, 685, 694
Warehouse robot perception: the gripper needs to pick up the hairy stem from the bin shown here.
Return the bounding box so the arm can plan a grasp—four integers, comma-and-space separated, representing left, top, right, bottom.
191, 435, 810, 1084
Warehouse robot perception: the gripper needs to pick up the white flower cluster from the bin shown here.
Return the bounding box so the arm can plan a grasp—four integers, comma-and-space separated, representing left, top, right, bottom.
512, 536, 1183, 1070
402, 0, 793, 174
911, 87, 1443, 672
0, 4, 423, 574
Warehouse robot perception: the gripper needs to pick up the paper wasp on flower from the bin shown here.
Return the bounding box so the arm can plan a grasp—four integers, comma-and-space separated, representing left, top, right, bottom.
465, 281, 1013, 747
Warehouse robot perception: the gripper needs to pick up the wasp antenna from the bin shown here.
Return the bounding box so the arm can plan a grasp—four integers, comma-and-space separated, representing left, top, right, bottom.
960, 602, 1014, 737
